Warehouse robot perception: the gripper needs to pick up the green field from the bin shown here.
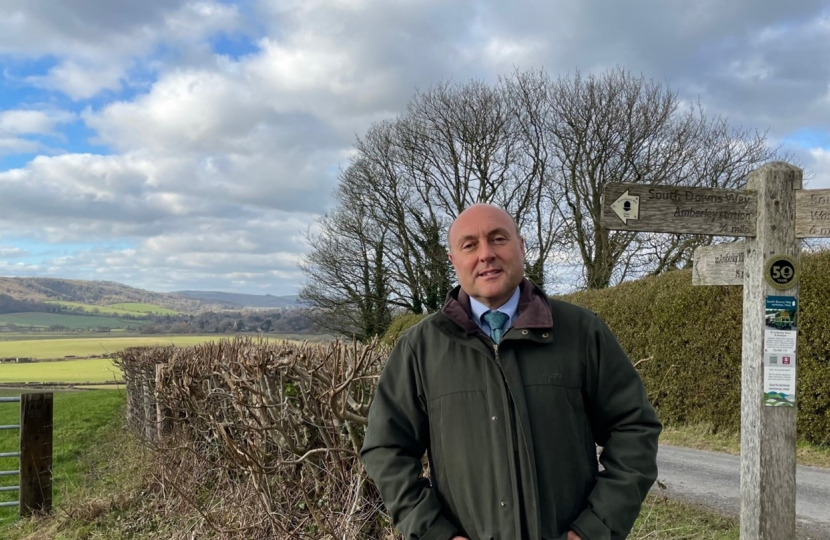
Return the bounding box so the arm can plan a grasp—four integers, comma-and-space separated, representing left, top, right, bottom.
108, 302, 180, 315
0, 358, 121, 384
0, 312, 146, 330
0, 331, 136, 342
0, 334, 295, 360
46, 301, 179, 316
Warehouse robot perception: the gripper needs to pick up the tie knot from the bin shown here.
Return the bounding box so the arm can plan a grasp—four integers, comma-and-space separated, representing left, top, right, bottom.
482, 310, 509, 333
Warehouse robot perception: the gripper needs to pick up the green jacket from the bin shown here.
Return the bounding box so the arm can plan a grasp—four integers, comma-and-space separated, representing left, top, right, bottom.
361, 280, 661, 540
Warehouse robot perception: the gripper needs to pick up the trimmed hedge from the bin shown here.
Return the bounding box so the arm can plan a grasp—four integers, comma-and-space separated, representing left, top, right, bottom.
380, 313, 428, 346
383, 250, 830, 443
562, 250, 830, 444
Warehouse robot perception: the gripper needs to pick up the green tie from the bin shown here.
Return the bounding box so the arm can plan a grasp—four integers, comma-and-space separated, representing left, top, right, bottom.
482, 310, 510, 344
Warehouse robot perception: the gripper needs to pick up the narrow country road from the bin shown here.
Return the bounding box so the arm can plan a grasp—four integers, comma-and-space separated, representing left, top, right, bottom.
655, 445, 830, 539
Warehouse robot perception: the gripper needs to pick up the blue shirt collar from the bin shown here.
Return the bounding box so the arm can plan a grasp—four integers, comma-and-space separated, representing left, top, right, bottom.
469, 287, 521, 333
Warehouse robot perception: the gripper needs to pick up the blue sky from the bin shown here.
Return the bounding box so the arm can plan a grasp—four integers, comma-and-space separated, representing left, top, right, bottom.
1, 0, 829, 295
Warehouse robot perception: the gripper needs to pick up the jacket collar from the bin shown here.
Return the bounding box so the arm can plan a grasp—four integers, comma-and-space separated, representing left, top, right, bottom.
441, 278, 553, 335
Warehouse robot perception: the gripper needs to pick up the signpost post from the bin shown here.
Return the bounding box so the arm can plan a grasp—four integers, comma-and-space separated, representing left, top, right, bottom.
601, 162, 824, 539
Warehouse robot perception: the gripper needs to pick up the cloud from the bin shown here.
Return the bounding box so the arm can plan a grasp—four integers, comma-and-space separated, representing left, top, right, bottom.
0, 109, 76, 135
804, 148, 830, 189
1, 0, 243, 99
0, 246, 28, 257
0, 137, 41, 156
27, 62, 126, 101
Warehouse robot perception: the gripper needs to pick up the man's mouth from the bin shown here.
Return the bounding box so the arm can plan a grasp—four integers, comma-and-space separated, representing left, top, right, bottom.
478, 269, 502, 278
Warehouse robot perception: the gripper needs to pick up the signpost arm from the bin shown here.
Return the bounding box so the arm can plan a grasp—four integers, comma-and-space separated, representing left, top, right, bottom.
740, 162, 801, 539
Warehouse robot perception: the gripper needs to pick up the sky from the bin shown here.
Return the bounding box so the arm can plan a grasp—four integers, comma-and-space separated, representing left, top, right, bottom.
1, 0, 830, 296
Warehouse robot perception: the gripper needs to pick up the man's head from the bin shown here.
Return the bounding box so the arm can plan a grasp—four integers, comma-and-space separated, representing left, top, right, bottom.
448, 204, 525, 309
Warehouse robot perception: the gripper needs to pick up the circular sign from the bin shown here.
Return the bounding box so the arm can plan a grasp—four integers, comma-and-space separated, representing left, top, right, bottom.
764, 255, 798, 290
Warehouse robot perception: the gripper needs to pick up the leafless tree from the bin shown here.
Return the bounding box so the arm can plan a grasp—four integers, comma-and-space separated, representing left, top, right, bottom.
538, 67, 778, 288
299, 163, 392, 340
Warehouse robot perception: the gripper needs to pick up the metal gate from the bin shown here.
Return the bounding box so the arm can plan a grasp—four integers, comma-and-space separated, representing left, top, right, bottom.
0, 396, 21, 512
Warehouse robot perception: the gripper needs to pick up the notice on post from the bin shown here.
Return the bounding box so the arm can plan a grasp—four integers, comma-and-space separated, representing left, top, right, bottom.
763, 352, 796, 406
763, 296, 798, 407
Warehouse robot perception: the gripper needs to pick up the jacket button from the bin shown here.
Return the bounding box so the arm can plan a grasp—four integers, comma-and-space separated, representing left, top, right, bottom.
521, 330, 529, 335
491, 416, 497, 421
542, 332, 550, 338
500, 501, 506, 507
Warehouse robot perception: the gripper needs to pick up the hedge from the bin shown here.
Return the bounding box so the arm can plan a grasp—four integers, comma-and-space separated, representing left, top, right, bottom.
563, 250, 830, 444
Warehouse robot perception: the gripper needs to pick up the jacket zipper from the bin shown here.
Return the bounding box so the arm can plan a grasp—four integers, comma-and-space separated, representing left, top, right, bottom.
492, 340, 526, 540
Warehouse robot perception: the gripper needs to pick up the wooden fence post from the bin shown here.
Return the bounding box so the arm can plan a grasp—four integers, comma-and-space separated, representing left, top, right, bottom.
19, 393, 53, 517
142, 369, 156, 443
155, 364, 171, 441
740, 162, 801, 539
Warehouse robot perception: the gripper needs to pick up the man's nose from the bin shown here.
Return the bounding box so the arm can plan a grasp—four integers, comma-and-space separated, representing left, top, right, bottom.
478, 242, 496, 261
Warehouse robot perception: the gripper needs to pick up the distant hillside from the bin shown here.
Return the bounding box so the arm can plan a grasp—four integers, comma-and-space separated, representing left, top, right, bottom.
175, 291, 301, 309
0, 277, 217, 313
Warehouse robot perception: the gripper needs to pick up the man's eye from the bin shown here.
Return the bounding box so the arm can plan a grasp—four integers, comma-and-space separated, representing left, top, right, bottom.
462, 243, 474, 250
493, 236, 506, 243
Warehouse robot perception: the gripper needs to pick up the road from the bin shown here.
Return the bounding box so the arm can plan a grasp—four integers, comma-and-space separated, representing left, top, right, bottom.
656, 445, 830, 538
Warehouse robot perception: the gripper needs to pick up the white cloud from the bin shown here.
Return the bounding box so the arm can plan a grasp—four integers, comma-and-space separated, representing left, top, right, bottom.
28, 61, 126, 100
805, 148, 830, 189
0, 109, 76, 135
0, 137, 41, 156
0, 246, 28, 257
1, 0, 242, 100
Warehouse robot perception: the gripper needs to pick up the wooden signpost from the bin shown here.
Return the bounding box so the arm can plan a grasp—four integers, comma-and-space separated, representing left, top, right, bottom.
601, 183, 757, 236
601, 162, 827, 539
795, 189, 830, 238
692, 243, 745, 286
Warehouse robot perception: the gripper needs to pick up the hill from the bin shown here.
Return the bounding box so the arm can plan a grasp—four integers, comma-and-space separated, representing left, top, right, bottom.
174, 291, 301, 308
0, 277, 215, 313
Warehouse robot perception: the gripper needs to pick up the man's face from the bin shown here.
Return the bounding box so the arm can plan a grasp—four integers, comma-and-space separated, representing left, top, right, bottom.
448, 205, 525, 309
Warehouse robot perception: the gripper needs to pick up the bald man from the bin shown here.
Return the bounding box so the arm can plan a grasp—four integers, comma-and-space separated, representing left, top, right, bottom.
361, 204, 661, 540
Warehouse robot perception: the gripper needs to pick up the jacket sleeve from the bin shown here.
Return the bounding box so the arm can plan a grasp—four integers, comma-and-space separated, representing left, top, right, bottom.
571, 315, 662, 540
360, 334, 458, 540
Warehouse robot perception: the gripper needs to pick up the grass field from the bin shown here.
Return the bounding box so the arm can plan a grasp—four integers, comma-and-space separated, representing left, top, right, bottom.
107, 302, 180, 315
0, 334, 293, 360
0, 312, 146, 331
0, 389, 126, 523
46, 301, 180, 316
0, 358, 121, 384
0, 331, 136, 342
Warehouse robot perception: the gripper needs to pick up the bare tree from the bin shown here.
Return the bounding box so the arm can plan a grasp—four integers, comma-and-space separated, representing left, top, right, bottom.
299, 163, 392, 340
538, 67, 777, 288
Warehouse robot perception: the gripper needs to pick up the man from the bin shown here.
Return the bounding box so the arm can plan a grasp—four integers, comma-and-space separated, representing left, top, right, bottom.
361, 204, 661, 540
